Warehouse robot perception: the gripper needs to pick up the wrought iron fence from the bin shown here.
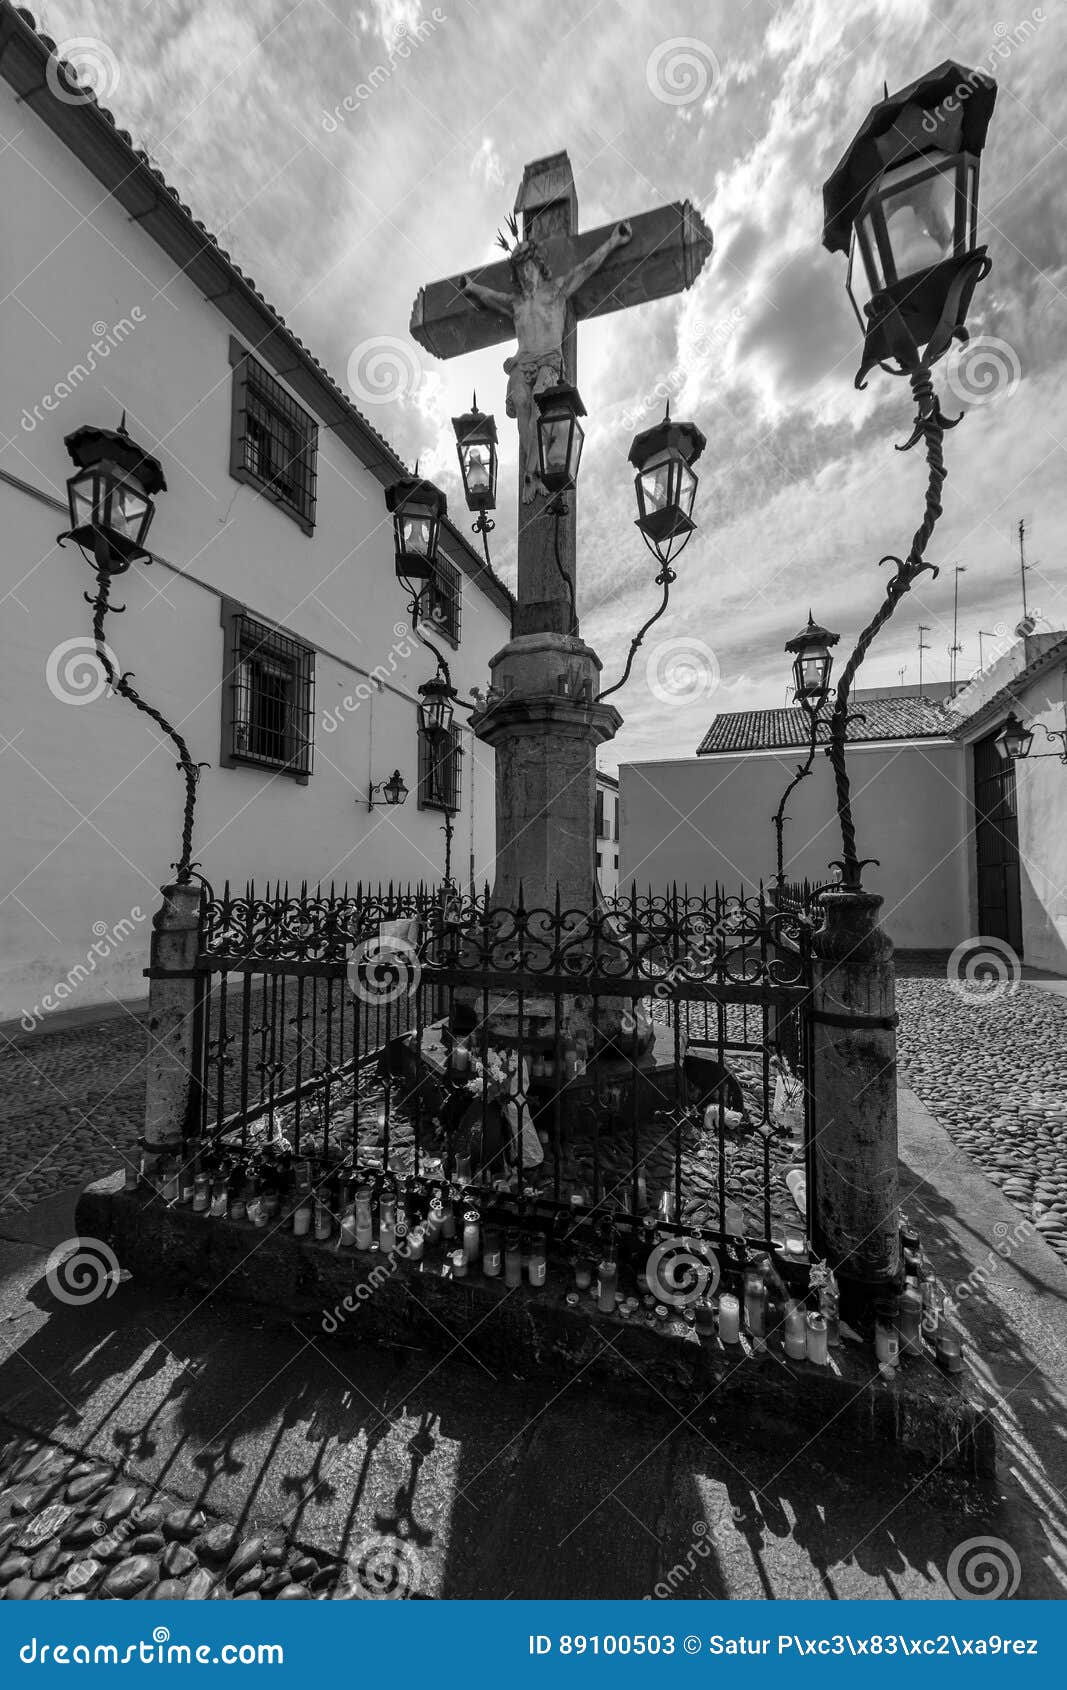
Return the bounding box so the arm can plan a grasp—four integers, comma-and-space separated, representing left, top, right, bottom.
187, 881, 816, 1260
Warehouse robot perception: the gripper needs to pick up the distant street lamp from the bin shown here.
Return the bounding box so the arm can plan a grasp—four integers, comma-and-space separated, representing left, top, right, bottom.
417, 674, 456, 740
774, 614, 840, 886
598, 407, 707, 704
367, 769, 409, 810
996, 710, 1067, 764
61, 414, 166, 572
452, 394, 498, 565
820, 61, 997, 888
786, 613, 840, 707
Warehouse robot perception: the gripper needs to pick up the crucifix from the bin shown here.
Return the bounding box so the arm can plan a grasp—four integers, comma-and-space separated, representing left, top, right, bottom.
409, 152, 712, 914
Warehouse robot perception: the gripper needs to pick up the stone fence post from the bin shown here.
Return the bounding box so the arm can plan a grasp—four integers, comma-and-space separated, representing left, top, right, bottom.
809, 890, 900, 1309
142, 881, 204, 1166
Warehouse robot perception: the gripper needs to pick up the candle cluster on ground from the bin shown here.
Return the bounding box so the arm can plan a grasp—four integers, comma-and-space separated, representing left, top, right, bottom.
125, 1141, 961, 1378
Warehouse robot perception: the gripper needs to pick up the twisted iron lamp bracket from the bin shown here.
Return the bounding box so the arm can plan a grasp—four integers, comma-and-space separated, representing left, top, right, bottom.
597, 560, 677, 704
397, 569, 475, 716
772, 702, 824, 888
826, 364, 948, 892
471, 510, 495, 569
65, 532, 205, 886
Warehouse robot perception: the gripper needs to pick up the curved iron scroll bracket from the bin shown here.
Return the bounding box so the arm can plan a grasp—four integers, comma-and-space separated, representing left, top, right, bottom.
70, 534, 205, 885
596, 561, 677, 704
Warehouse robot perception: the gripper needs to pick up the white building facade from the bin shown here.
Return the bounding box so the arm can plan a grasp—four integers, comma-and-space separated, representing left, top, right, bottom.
595, 769, 620, 898
0, 7, 512, 1026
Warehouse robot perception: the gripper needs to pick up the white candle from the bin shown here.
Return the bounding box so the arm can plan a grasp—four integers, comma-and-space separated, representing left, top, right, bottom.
718, 1292, 740, 1345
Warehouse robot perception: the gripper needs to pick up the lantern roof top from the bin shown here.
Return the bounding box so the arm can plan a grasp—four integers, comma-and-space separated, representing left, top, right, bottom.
384, 472, 448, 516
784, 611, 841, 654
628, 406, 707, 471
63, 414, 167, 495
822, 61, 997, 255
451, 393, 498, 443
533, 380, 587, 418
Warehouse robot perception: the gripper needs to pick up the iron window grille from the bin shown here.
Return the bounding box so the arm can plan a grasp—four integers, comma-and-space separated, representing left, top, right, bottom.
419, 556, 461, 646
229, 339, 318, 534
418, 725, 461, 813
222, 605, 315, 781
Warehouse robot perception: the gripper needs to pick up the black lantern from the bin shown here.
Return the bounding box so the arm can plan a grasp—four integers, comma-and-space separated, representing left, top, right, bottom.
417, 674, 456, 740
368, 768, 409, 809
385, 472, 447, 584
823, 62, 996, 385
627, 405, 707, 566
995, 711, 1033, 762
451, 394, 498, 514
785, 613, 840, 708
535, 382, 586, 493
62, 414, 166, 572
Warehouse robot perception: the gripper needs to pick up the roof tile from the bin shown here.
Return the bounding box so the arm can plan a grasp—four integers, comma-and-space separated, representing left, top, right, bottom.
696, 697, 956, 755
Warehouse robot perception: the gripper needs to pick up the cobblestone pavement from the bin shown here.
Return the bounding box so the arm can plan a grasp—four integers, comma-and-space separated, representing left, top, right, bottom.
0, 1015, 148, 1217
896, 968, 1067, 1265
0, 1428, 356, 1599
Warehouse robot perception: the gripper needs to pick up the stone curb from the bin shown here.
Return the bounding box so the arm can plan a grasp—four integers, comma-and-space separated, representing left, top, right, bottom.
77, 1173, 995, 1480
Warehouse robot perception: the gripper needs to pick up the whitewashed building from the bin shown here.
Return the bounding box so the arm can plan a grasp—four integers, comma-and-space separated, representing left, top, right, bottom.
0, 6, 512, 1026
620, 633, 1067, 971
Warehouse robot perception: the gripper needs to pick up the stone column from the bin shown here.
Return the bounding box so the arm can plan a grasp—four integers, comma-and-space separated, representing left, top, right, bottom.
473, 633, 620, 914
809, 890, 900, 1304
143, 881, 204, 1162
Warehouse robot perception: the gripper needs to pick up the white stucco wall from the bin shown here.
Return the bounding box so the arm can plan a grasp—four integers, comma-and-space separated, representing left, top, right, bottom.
619, 740, 973, 951
0, 79, 509, 1024
1011, 666, 1067, 974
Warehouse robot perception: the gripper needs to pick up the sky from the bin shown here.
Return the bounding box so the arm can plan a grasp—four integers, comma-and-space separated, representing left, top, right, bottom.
33, 0, 1067, 770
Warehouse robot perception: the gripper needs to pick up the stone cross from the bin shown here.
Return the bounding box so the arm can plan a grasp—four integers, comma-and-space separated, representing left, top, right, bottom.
410, 153, 712, 638
409, 153, 712, 915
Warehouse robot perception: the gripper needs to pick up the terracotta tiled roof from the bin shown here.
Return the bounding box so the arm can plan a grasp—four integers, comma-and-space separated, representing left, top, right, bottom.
696, 697, 957, 755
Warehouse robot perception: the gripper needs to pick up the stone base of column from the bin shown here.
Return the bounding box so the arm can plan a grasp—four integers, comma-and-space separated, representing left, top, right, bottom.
809, 890, 901, 1311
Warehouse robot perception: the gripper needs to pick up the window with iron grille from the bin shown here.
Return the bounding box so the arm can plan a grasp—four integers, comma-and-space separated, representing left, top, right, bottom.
229, 339, 318, 533
595, 788, 605, 837
418, 725, 461, 813
220, 602, 315, 781
419, 556, 461, 646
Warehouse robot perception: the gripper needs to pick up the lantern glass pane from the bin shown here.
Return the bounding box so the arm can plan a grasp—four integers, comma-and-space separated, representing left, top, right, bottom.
541, 414, 571, 477
639, 459, 672, 516
463, 443, 492, 496
878, 153, 956, 280
677, 459, 697, 519
69, 470, 97, 530
402, 513, 433, 556
106, 479, 149, 541
568, 417, 585, 482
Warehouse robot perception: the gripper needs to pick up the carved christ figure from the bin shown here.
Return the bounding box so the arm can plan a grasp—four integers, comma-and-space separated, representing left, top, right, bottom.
459, 221, 632, 502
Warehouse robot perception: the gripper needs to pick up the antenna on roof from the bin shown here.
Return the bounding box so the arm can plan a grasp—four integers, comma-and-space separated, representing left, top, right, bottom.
949, 564, 966, 695
917, 624, 931, 695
